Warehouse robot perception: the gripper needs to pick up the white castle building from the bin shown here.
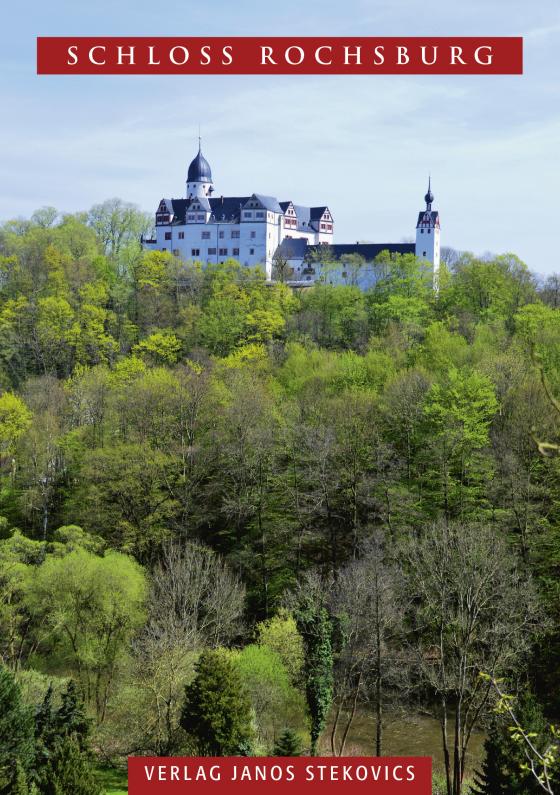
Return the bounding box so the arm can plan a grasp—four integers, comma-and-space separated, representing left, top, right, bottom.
143, 143, 441, 286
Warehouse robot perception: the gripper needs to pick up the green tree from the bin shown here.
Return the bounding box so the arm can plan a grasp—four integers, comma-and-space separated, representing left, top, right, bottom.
180, 649, 254, 756
402, 522, 541, 795
273, 729, 303, 757
87, 198, 151, 261
54, 681, 90, 748
7, 761, 34, 795
25, 549, 146, 722
472, 695, 548, 794
256, 611, 305, 686
0, 392, 32, 458
0, 665, 34, 791
41, 736, 101, 795
296, 285, 368, 348
441, 254, 536, 326
68, 443, 178, 554
296, 596, 334, 755
132, 330, 182, 366
421, 368, 498, 519
234, 644, 306, 751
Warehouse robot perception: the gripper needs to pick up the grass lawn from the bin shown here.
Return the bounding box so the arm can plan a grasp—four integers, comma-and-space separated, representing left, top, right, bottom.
95, 765, 128, 794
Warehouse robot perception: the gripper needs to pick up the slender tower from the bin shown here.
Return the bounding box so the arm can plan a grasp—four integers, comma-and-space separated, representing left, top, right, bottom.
415, 178, 441, 289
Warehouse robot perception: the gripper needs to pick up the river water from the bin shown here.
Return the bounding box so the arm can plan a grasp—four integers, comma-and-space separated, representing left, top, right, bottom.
325, 710, 485, 773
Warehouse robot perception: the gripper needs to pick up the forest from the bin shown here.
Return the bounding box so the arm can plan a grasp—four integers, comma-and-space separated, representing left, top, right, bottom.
0, 200, 559, 795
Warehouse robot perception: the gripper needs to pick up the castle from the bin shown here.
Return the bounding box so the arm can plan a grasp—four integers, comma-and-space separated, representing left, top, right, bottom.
142, 143, 441, 287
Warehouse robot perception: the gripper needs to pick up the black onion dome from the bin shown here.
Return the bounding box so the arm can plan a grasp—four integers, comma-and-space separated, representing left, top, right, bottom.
424, 179, 434, 205
187, 147, 212, 183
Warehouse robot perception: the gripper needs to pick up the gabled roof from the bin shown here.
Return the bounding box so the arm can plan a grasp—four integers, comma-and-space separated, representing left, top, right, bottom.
162, 195, 330, 226
168, 196, 251, 224
275, 238, 310, 259
250, 194, 284, 214
157, 198, 173, 213
293, 205, 311, 227
189, 195, 211, 212
275, 240, 416, 263
416, 210, 440, 227
209, 196, 249, 222
170, 198, 188, 221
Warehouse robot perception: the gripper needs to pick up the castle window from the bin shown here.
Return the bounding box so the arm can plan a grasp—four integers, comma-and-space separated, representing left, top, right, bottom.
208, 247, 217, 255
420, 229, 424, 234
423, 251, 427, 257
233, 248, 240, 256
165, 232, 171, 240
256, 211, 264, 219
244, 211, 252, 219
188, 214, 195, 221
178, 232, 185, 239
202, 231, 211, 239
197, 214, 205, 221
231, 230, 240, 239
219, 248, 228, 256
250, 248, 255, 255
250, 231, 256, 239
219, 231, 225, 239
191, 249, 200, 257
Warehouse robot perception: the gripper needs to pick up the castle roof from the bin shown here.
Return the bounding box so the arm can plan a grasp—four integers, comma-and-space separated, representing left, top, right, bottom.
416, 210, 440, 228
164, 194, 325, 226
276, 239, 415, 262
326, 243, 415, 259
250, 194, 284, 214
187, 146, 213, 183
168, 196, 249, 223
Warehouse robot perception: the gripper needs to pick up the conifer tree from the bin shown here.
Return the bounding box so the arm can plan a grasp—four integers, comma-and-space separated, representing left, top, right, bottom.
273, 729, 303, 757
472, 695, 547, 794
6, 761, 31, 795
41, 736, 101, 795
54, 681, 90, 749
0, 665, 34, 791
34, 685, 56, 773
180, 649, 254, 756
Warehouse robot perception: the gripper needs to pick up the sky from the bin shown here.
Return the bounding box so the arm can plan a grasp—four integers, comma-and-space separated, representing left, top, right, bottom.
1, 0, 560, 275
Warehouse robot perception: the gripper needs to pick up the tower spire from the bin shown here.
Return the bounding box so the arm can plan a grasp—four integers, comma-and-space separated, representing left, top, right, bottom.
424, 176, 434, 211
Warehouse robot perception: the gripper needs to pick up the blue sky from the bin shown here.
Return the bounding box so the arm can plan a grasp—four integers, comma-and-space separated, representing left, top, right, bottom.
2, 0, 560, 275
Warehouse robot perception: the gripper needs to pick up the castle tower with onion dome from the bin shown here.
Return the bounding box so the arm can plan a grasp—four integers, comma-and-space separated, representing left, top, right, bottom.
415, 178, 441, 288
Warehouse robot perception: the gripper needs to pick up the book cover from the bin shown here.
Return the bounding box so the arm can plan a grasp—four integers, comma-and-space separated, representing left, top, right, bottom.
0, 3, 558, 794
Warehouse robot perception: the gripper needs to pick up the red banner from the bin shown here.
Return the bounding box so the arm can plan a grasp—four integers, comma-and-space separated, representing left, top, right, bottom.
36, 37, 523, 75
127, 757, 432, 794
